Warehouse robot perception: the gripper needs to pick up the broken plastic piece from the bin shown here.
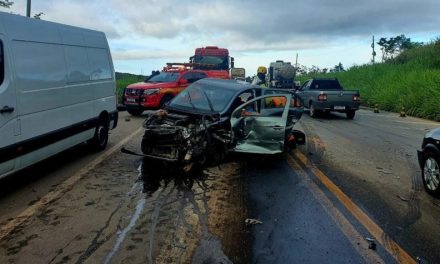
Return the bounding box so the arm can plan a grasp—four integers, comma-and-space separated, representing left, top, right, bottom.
245, 218, 263, 225
365, 237, 376, 250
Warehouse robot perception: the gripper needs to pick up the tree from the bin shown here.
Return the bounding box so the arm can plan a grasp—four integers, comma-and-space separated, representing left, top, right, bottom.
0, 0, 13, 8
330, 62, 344, 73
377, 34, 423, 61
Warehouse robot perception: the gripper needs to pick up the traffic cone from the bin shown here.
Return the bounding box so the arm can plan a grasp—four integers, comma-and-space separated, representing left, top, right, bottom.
374, 104, 379, 113
400, 107, 406, 117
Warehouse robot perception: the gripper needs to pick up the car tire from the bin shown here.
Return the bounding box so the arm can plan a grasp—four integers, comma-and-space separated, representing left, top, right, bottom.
309, 103, 318, 118
346, 110, 356, 119
160, 94, 174, 108
88, 118, 109, 152
127, 109, 143, 116
421, 151, 440, 196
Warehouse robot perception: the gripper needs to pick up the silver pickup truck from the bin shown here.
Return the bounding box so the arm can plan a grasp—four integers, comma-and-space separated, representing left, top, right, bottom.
296, 78, 360, 119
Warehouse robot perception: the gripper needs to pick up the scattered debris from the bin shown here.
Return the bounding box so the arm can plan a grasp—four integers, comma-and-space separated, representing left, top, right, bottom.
376, 167, 393, 175
397, 195, 409, 202
365, 237, 376, 250
416, 256, 429, 264
245, 218, 263, 225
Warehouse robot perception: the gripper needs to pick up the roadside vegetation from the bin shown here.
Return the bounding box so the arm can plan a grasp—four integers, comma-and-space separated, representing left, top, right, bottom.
298, 38, 440, 121
115, 72, 146, 103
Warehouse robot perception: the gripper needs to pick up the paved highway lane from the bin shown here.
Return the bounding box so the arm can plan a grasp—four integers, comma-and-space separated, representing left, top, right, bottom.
0, 109, 439, 263
295, 109, 440, 263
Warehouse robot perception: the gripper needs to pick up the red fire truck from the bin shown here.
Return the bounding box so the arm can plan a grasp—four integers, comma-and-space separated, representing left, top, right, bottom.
189, 46, 234, 79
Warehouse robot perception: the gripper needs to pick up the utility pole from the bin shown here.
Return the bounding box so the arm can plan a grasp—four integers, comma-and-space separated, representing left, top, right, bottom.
295, 53, 298, 68
26, 0, 31, 17
371, 35, 376, 64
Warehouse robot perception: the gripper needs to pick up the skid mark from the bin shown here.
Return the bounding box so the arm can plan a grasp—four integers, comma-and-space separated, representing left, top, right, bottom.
104, 197, 146, 264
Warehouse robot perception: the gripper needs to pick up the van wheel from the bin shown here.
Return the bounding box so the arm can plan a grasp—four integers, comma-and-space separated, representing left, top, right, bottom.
88, 119, 109, 152
127, 109, 143, 116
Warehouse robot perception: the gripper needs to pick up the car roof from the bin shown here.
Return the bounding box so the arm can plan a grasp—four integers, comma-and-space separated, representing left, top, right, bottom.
195, 78, 255, 91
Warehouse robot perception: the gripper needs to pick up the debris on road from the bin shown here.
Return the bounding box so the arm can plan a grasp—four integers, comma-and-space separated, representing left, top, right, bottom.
397, 195, 410, 202
365, 237, 376, 250
245, 218, 263, 225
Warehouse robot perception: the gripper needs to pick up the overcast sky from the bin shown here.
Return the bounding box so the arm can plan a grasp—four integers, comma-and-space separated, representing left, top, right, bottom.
6, 0, 440, 75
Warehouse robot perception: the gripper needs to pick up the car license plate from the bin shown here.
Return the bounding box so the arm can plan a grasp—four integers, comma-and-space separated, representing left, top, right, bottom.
334, 106, 345, 110
126, 98, 136, 103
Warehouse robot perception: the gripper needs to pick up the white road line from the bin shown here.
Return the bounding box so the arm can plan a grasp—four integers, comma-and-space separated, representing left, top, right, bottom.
0, 127, 143, 241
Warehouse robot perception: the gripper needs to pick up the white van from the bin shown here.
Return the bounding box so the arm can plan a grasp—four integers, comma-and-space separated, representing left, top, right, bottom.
0, 12, 118, 179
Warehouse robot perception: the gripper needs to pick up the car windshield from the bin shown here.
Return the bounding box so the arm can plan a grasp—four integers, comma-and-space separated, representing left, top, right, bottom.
169, 82, 237, 113
146, 72, 179, 83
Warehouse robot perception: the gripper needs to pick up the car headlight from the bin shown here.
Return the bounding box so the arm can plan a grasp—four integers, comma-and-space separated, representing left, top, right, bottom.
144, 89, 160, 95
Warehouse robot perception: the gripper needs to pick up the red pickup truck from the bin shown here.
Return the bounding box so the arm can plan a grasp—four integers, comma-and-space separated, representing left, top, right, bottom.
122, 68, 208, 116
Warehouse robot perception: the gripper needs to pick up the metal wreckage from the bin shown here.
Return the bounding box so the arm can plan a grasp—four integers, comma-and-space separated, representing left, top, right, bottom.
127, 78, 305, 166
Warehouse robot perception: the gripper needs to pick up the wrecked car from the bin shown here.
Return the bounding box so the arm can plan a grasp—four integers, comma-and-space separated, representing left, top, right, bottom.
140, 78, 305, 164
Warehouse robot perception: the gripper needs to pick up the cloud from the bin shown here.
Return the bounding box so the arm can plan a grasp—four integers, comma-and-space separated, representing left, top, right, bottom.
112, 49, 190, 60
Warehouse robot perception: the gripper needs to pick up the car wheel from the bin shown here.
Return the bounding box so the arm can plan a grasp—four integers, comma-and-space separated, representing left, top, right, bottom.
309, 103, 318, 118
422, 151, 440, 195
160, 94, 174, 108
127, 109, 143, 116
346, 110, 356, 119
88, 119, 109, 152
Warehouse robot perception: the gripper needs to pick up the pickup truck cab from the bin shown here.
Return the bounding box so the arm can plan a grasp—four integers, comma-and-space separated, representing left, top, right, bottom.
123, 67, 208, 116
296, 78, 360, 119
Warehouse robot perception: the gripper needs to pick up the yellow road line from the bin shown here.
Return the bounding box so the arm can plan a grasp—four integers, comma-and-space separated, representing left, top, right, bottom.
292, 150, 416, 264
0, 127, 143, 241
286, 155, 385, 264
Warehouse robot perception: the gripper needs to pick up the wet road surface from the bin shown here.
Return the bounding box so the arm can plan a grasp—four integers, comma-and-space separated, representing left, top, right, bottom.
0, 110, 439, 263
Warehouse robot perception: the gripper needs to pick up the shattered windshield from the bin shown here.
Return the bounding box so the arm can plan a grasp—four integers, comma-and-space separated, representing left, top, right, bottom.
146, 72, 179, 83
169, 83, 236, 112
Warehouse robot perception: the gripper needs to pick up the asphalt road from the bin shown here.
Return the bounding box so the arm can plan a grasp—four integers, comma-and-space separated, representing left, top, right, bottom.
295, 109, 440, 263
0, 109, 439, 263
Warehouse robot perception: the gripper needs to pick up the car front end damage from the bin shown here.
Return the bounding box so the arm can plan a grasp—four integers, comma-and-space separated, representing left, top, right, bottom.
141, 110, 232, 164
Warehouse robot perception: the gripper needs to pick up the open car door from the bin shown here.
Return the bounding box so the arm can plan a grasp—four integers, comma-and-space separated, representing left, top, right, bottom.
230, 94, 291, 154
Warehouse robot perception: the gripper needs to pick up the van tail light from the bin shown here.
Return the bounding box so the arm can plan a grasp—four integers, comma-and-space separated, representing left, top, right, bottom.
317, 93, 327, 101
352, 95, 361, 101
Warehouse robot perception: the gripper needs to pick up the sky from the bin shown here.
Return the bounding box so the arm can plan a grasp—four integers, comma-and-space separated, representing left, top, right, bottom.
5, 0, 440, 76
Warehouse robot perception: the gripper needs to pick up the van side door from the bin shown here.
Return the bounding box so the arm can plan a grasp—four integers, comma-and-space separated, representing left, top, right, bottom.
0, 36, 18, 176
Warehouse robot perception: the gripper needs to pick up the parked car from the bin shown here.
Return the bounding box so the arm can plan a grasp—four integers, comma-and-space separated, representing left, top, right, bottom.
139, 78, 305, 165
122, 67, 208, 116
296, 78, 360, 119
0, 12, 118, 179
418, 127, 440, 195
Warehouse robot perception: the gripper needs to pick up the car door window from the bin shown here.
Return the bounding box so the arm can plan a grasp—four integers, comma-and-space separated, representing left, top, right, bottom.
233, 95, 289, 118
181, 72, 193, 83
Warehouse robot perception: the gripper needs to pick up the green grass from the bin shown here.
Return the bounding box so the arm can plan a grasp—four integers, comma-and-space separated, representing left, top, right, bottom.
115, 72, 146, 103
298, 39, 440, 121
